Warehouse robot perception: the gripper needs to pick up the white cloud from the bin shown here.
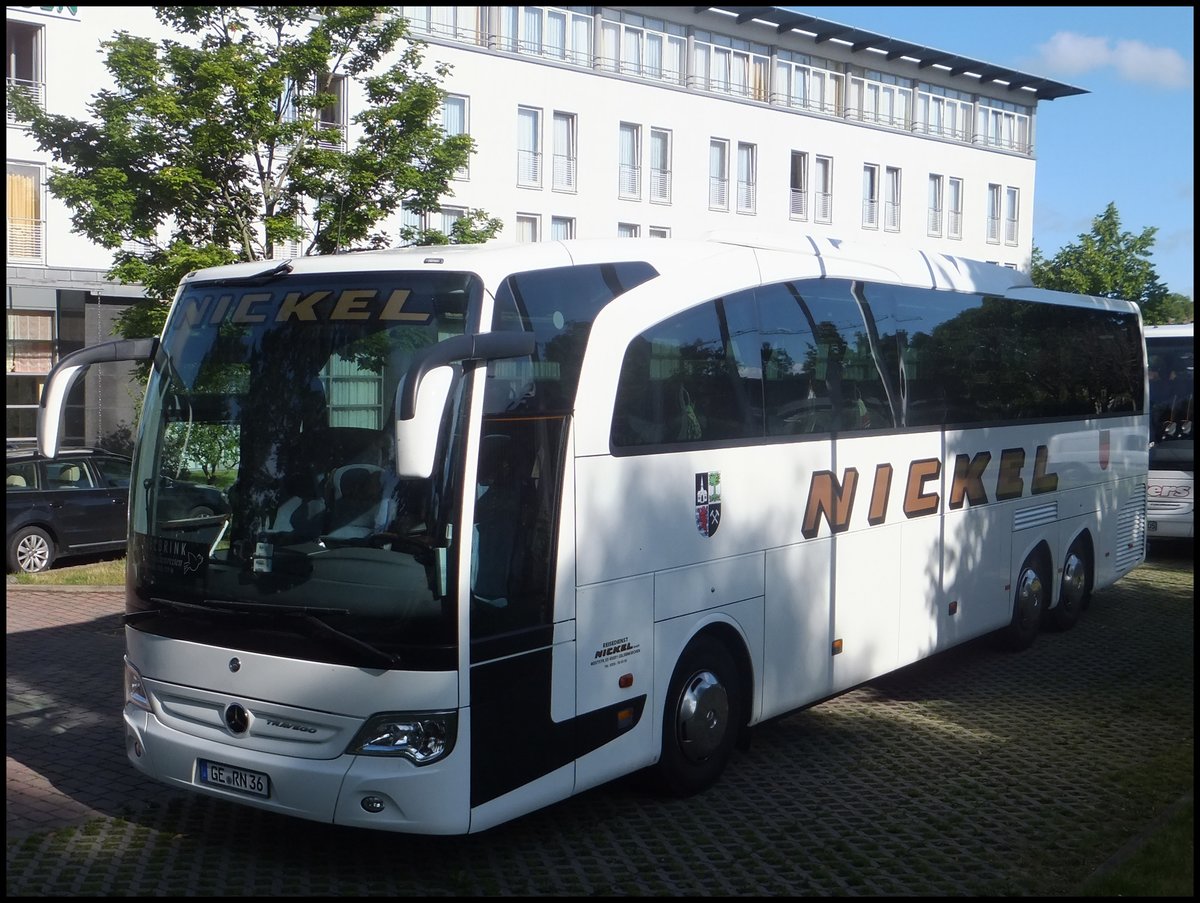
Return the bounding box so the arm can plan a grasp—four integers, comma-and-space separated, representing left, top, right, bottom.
1032, 32, 1192, 89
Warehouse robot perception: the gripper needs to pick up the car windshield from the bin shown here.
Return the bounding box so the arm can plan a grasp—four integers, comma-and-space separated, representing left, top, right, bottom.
126, 270, 481, 667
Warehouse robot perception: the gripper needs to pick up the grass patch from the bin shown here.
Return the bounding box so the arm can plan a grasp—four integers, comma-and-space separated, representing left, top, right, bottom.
10, 555, 126, 586
1078, 800, 1194, 896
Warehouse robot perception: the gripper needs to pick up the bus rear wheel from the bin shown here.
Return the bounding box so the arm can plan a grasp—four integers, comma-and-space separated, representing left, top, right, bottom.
1000, 552, 1047, 651
1050, 537, 1091, 631
654, 634, 743, 798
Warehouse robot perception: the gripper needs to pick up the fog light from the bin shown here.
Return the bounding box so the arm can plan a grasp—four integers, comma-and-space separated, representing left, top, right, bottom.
361, 796, 386, 813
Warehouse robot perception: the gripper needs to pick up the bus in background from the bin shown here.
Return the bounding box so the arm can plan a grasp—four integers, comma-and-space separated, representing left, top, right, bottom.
36, 236, 1147, 835
1145, 323, 1194, 539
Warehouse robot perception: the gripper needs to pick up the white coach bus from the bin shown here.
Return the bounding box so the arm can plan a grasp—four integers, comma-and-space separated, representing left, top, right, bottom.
38, 236, 1148, 835
1145, 323, 1194, 539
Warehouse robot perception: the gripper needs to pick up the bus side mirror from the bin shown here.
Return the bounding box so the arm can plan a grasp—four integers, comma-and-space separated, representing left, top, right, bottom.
394, 366, 454, 479
38, 337, 158, 458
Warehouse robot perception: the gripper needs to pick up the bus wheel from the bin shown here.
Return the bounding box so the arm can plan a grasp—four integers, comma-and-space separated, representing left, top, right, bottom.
1001, 553, 1047, 651
1050, 537, 1091, 631
655, 634, 743, 797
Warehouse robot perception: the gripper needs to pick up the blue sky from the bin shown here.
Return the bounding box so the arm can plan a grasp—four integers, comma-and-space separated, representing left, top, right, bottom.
792, 6, 1194, 301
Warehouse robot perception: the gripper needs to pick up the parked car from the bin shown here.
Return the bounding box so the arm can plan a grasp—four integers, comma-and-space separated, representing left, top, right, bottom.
6, 447, 229, 574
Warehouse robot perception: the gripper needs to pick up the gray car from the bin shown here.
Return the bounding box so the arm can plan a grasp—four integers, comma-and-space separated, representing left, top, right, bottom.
6, 447, 229, 573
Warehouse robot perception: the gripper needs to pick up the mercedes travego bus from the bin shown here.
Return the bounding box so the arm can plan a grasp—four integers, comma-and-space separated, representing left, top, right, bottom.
1145, 323, 1194, 539
37, 236, 1148, 835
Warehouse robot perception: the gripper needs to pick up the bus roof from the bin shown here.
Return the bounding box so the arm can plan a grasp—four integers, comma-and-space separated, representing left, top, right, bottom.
176, 235, 1034, 298
1144, 323, 1194, 338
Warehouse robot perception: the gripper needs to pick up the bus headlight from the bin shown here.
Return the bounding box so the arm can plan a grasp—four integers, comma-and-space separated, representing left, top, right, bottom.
348, 712, 457, 765
124, 658, 152, 713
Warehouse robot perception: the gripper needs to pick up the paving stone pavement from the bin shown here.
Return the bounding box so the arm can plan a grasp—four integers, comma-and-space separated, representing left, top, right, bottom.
6, 541, 1193, 896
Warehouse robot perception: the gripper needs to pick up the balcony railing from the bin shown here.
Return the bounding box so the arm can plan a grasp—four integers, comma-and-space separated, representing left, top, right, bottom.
6, 78, 45, 120
884, 201, 901, 232
552, 154, 576, 191
789, 188, 808, 220
814, 192, 833, 224
737, 182, 756, 213
618, 163, 641, 198
947, 210, 963, 240
7, 217, 45, 261
709, 177, 728, 209
862, 199, 879, 228
927, 208, 943, 237
518, 149, 542, 187
650, 168, 672, 203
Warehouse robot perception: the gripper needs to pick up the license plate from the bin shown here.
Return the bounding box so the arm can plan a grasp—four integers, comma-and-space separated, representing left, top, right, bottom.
198, 759, 270, 798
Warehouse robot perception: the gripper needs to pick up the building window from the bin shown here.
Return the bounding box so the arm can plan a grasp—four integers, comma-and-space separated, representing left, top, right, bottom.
7, 163, 44, 262
709, 138, 728, 210
986, 183, 1001, 244
402, 6, 484, 44
316, 74, 347, 150
618, 122, 641, 199
736, 143, 756, 214
6, 310, 52, 441
516, 213, 540, 242
550, 215, 575, 240
1004, 186, 1019, 246
598, 13, 686, 84
790, 151, 809, 221
915, 85, 973, 143
884, 166, 901, 232
649, 127, 671, 203
977, 99, 1032, 154
517, 106, 542, 188
862, 164, 879, 229
440, 206, 466, 236
692, 30, 770, 101
947, 177, 963, 240
928, 174, 944, 237
500, 5, 593, 65
552, 111, 576, 192
848, 74, 911, 129
648, 226, 670, 238
442, 94, 469, 180
617, 222, 640, 238
773, 53, 844, 115
814, 156, 833, 224
6, 19, 45, 118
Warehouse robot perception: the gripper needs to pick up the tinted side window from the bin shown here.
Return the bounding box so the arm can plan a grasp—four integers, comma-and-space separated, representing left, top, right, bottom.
613, 291, 761, 447
760, 281, 893, 434
490, 261, 658, 414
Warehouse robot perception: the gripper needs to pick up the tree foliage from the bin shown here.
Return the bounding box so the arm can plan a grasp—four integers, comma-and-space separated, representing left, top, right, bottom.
6, 5, 502, 342
1031, 202, 1190, 325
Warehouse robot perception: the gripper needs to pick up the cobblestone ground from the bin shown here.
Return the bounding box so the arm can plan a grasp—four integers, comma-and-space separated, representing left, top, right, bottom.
6, 541, 1193, 896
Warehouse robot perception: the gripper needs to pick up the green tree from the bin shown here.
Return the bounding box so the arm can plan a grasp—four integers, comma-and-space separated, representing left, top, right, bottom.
6, 5, 502, 342
1150, 292, 1195, 325
1030, 202, 1177, 322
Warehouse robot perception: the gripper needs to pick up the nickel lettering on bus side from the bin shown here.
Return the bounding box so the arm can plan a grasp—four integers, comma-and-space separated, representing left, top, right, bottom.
800, 442, 1066, 539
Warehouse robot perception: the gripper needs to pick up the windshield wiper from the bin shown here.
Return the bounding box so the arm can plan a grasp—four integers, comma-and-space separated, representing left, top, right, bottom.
129, 596, 400, 668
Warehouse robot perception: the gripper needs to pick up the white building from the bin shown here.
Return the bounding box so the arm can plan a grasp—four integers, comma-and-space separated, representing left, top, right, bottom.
5, 5, 1085, 445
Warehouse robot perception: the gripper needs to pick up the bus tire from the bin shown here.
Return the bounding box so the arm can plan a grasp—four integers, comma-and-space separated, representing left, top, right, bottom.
1000, 552, 1048, 651
654, 634, 743, 797
1050, 536, 1091, 631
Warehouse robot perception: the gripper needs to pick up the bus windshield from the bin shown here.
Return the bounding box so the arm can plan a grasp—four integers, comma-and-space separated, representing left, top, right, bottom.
1147, 333, 1194, 469
126, 270, 481, 669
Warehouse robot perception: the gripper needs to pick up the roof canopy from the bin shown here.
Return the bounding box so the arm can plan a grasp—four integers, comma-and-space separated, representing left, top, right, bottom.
697, 6, 1088, 101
